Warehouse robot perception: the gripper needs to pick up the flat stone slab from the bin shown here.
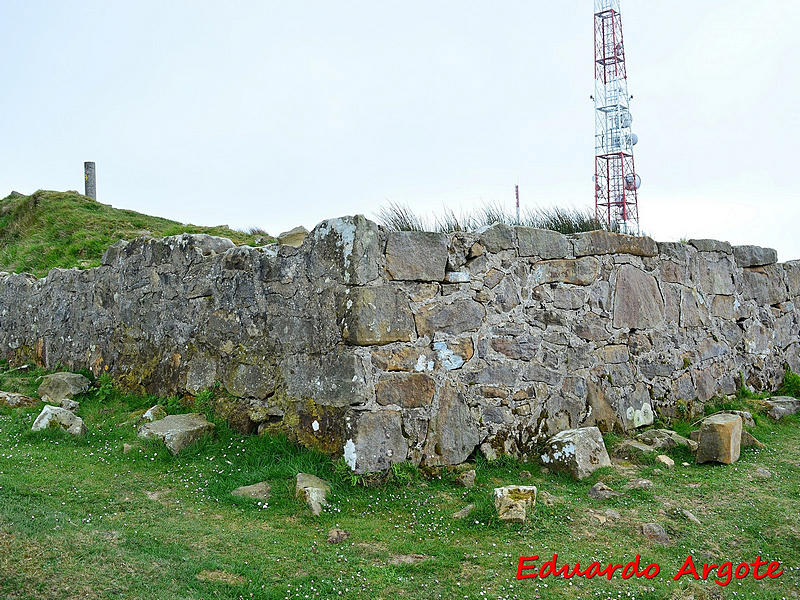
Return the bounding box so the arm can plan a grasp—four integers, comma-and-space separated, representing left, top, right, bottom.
231, 482, 271, 501
37, 373, 90, 403
0, 391, 39, 408
637, 429, 698, 452
764, 396, 800, 420
137, 413, 215, 454
31, 405, 86, 436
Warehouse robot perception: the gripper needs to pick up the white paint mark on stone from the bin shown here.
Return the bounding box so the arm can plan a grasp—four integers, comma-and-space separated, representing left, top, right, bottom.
312, 420, 320, 432
433, 341, 464, 370
343, 438, 357, 470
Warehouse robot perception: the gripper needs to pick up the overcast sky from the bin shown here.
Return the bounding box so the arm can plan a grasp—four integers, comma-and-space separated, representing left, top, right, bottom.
2, 1, 799, 258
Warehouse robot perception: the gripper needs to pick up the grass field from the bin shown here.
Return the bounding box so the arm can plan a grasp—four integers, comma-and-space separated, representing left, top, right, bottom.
0, 191, 272, 277
0, 362, 798, 600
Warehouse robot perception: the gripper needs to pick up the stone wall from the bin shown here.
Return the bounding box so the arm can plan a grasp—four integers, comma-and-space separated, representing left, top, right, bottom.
1, 216, 798, 472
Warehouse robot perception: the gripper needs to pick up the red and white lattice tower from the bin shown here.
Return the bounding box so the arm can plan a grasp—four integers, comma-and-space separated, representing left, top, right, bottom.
593, 0, 640, 234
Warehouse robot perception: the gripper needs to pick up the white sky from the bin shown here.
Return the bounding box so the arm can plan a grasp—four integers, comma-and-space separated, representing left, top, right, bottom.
2, 1, 799, 258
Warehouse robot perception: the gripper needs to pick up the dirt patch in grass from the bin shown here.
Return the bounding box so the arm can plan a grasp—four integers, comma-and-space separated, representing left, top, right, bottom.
195, 569, 246, 585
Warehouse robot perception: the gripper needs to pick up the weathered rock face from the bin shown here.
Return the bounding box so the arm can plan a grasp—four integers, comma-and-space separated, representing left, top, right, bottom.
137, 413, 215, 454
31, 405, 86, 436
0, 217, 797, 473
695, 414, 742, 464
540, 427, 611, 480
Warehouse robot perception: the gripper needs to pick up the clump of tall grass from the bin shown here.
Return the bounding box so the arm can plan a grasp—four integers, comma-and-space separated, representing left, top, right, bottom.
376, 201, 616, 235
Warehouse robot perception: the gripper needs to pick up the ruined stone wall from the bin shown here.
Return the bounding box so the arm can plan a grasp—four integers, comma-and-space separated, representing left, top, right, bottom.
1, 216, 798, 472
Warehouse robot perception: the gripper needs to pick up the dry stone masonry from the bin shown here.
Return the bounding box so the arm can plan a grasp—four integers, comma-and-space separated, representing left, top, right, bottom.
1, 216, 798, 473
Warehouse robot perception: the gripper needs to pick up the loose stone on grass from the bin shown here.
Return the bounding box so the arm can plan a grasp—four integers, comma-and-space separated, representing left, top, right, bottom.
695, 414, 742, 464
626, 478, 653, 490
540, 426, 611, 480
680, 509, 701, 525
296, 473, 331, 516
588, 481, 622, 500
753, 467, 772, 480
326, 528, 350, 544
655, 455, 675, 469
493, 485, 537, 523
764, 396, 800, 420
452, 504, 475, 520
0, 391, 38, 408
455, 469, 476, 488
637, 429, 698, 452
613, 439, 656, 462
137, 413, 215, 454
641, 522, 669, 545
231, 482, 271, 502
37, 372, 90, 404
31, 405, 87, 436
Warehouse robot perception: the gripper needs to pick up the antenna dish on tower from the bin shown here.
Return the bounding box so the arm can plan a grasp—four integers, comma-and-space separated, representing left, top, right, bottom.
593, 0, 641, 235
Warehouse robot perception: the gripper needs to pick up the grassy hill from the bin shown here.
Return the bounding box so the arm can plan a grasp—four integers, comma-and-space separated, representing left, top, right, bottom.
0, 190, 272, 278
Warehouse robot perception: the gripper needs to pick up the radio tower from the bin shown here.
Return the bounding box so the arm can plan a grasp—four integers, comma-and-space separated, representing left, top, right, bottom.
593, 0, 641, 234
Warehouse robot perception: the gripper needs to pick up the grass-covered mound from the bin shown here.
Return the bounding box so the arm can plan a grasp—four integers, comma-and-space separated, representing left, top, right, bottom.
0, 361, 798, 599
0, 190, 272, 278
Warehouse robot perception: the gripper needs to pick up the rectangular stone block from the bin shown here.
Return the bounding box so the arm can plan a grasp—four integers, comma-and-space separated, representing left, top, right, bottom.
340, 287, 415, 346
529, 257, 599, 286
572, 230, 658, 257
515, 227, 570, 259
385, 231, 449, 281
733, 245, 778, 268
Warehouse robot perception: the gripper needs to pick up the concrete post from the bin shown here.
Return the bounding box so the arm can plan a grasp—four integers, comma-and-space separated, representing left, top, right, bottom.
84, 161, 96, 200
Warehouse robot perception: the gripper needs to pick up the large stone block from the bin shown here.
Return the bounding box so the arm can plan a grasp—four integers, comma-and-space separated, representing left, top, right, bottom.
308, 215, 381, 285
282, 351, 368, 408
573, 231, 658, 257
376, 373, 435, 408
741, 265, 788, 306
422, 383, 481, 466
341, 286, 415, 346
371, 345, 434, 372
515, 227, 570, 259
224, 363, 277, 399
612, 265, 665, 329
414, 298, 485, 338
689, 239, 732, 254
530, 257, 600, 286
540, 426, 611, 480
696, 257, 735, 295
343, 410, 408, 473
385, 231, 449, 281
733, 245, 778, 268
479, 223, 516, 252
695, 414, 741, 464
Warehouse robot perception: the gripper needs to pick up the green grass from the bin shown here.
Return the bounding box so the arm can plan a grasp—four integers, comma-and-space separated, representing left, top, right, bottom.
376, 201, 616, 235
1, 360, 799, 599
0, 190, 274, 277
